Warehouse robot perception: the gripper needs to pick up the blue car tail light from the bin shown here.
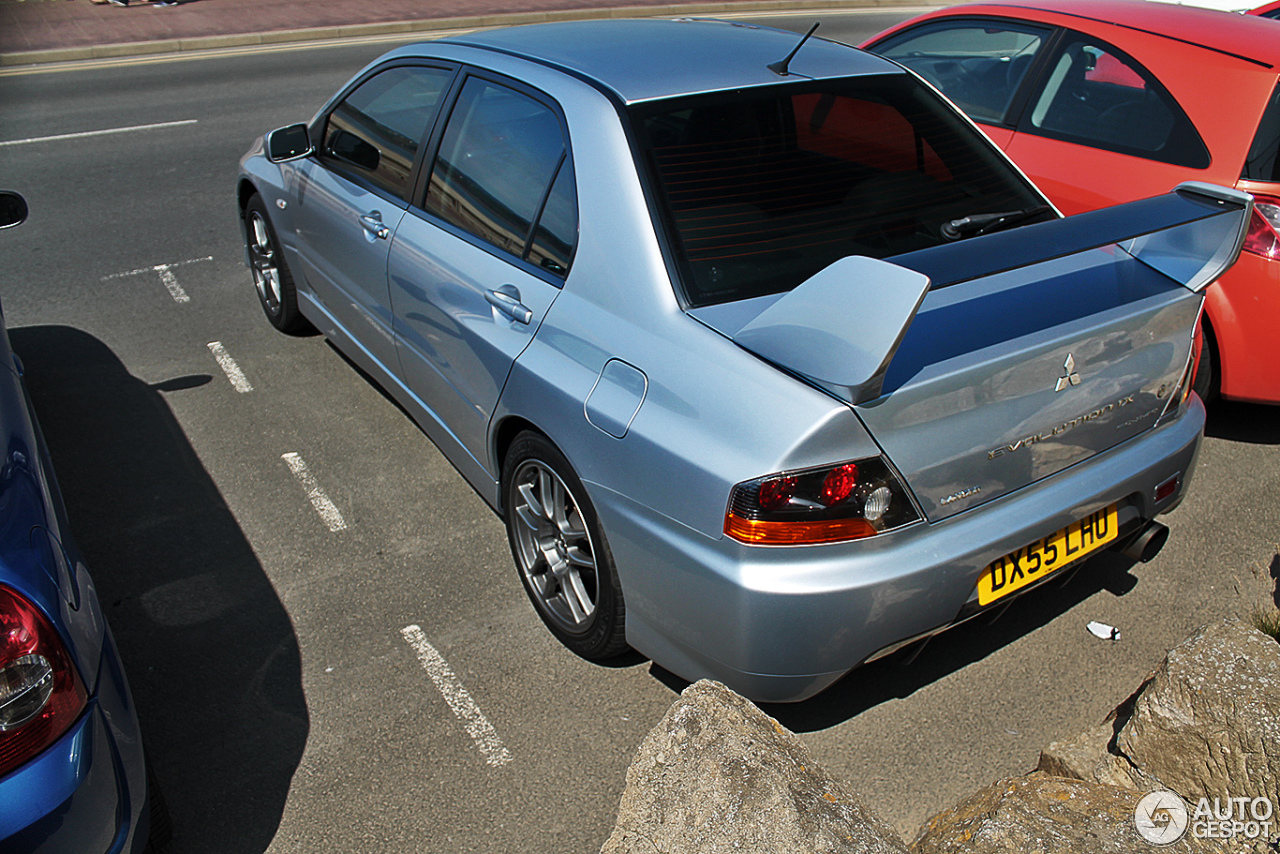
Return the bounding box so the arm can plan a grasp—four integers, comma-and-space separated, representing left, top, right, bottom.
0, 585, 87, 778
725, 457, 920, 545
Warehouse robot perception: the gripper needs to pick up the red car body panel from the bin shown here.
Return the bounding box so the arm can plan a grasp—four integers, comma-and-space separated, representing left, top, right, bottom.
865, 0, 1280, 402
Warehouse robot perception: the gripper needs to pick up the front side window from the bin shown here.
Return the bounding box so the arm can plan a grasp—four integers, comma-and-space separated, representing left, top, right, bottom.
871, 19, 1049, 125
1023, 38, 1209, 167
424, 77, 577, 276
322, 65, 454, 198
633, 75, 1050, 307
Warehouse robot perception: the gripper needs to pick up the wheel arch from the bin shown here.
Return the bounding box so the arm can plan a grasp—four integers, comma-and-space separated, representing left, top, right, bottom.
491, 415, 550, 516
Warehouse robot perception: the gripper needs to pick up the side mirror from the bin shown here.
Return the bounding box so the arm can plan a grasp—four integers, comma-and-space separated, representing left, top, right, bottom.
0, 191, 28, 229
266, 124, 313, 163
327, 129, 380, 172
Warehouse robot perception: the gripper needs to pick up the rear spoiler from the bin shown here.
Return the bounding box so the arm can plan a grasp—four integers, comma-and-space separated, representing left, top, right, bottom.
892, 182, 1252, 291
691, 183, 1252, 405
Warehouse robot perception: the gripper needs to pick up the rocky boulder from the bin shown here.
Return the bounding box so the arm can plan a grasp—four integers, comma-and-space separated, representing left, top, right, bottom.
1038, 618, 1280, 853
911, 772, 1228, 854
600, 680, 908, 854
1114, 618, 1280, 806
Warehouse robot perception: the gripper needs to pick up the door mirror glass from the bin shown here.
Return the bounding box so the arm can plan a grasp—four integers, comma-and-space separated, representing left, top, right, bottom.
266, 124, 313, 162
327, 129, 381, 171
0, 191, 28, 229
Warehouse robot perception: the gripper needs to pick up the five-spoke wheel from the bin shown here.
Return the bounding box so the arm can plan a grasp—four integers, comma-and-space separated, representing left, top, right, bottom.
244, 193, 310, 334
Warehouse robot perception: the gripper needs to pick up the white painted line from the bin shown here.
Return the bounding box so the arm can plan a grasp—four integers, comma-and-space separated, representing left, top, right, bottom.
0, 119, 199, 147
207, 342, 253, 393
158, 267, 190, 304
400, 624, 513, 767
281, 452, 348, 532
102, 256, 212, 304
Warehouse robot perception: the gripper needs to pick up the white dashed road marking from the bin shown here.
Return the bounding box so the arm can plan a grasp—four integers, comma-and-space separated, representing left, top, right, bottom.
0, 120, 199, 147
206, 342, 253, 393
102, 256, 213, 304
281, 452, 348, 532
401, 624, 513, 767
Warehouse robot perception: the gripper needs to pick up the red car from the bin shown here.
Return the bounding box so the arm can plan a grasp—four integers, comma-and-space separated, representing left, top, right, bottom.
865, 0, 1280, 404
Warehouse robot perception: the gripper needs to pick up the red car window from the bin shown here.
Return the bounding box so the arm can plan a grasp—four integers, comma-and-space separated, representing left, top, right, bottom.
1024, 37, 1209, 168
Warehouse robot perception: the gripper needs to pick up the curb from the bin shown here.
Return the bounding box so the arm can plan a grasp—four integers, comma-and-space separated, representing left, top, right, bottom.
0, 0, 949, 67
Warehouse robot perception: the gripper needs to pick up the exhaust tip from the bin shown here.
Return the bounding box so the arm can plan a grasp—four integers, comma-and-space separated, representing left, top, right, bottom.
1121, 521, 1169, 563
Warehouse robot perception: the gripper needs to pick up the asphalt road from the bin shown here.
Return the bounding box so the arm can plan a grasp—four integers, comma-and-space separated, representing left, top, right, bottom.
1, 9, 1278, 853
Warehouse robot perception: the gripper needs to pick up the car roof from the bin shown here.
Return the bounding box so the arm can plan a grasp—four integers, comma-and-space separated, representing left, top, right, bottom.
439, 18, 902, 104
941, 0, 1280, 67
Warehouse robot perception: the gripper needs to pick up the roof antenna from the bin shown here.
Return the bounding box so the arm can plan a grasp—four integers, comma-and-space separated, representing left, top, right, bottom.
768, 22, 820, 77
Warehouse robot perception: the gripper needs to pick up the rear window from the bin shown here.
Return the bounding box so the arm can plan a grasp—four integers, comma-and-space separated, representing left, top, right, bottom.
1244, 81, 1280, 183
632, 75, 1049, 307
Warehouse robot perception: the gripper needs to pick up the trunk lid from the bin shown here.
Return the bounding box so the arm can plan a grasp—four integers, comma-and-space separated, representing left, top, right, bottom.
857, 246, 1197, 520
691, 184, 1251, 521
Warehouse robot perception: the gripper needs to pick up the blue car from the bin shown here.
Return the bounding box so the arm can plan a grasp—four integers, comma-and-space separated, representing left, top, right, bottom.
238, 20, 1251, 701
0, 191, 159, 853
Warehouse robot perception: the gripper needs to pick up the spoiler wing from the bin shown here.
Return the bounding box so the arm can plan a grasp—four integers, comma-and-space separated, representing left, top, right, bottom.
693, 183, 1252, 405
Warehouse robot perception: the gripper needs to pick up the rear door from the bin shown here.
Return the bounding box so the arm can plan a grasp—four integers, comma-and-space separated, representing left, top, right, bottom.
389, 73, 577, 476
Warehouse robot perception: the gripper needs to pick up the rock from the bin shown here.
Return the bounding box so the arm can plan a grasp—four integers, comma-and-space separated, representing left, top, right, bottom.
1037, 722, 1136, 789
599, 680, 908, 854
1114, 618, 1280, 808
911, 772, 1228, 854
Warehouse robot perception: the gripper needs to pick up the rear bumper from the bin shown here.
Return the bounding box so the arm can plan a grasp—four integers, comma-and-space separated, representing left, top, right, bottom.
597, 396, 1204, 703
0, 627, 149, 854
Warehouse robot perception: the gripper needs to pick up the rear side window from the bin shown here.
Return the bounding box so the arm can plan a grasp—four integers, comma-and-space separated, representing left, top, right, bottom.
322, 65, 454, 198
1244, 81, 1280, 183
872, 20, 1050, 125
1023, 38, 1210, 168
633, 74, 1050, 307
424, 77, 577, 277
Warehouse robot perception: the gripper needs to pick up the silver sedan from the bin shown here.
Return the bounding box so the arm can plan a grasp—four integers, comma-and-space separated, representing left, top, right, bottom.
238, 18, 1249, 701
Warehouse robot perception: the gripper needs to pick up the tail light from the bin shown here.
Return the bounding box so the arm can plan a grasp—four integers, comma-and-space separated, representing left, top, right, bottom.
0, 585, 87, 779
725, 456, 920, 545
1242, 194, 1280, 260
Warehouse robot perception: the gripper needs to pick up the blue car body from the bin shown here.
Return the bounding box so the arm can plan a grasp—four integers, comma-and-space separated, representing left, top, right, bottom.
237, 19, 1251, 701
0, 300, 152, 852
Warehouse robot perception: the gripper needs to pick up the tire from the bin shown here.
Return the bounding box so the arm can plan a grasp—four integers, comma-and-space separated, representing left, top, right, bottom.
244, 193, 311, 335
1192, 319, 1219, 404
502, 432, 628, 660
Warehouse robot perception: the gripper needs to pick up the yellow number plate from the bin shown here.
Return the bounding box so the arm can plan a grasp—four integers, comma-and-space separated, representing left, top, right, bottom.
977, 504, 1120, 606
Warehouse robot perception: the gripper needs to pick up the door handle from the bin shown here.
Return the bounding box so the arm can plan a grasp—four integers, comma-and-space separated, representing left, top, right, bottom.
359, 213, 390, 240
485, 285, 533, 325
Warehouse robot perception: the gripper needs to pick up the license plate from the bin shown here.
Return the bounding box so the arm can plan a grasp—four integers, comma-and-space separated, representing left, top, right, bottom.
977, 504, 1120, 606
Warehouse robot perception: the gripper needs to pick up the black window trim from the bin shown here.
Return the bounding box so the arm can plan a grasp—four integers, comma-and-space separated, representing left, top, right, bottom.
311, 59, 461, 206
408, 66, 579, 288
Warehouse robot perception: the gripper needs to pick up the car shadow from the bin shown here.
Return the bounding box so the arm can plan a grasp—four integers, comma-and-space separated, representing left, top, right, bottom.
11, 325, 308, 854
1205, 399, 1280, 444
649, 550, 1141, 732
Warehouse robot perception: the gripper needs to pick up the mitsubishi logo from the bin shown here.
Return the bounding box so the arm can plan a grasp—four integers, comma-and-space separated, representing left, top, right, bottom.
1055, 354, 1082, 392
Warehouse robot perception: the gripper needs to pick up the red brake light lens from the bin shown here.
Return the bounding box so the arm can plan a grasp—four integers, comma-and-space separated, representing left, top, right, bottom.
726, 457, 919, 545
820, 463, 859, 506
0, 585, 87, 779
1242, 196, 1280, 260
758, 476, 798, 511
